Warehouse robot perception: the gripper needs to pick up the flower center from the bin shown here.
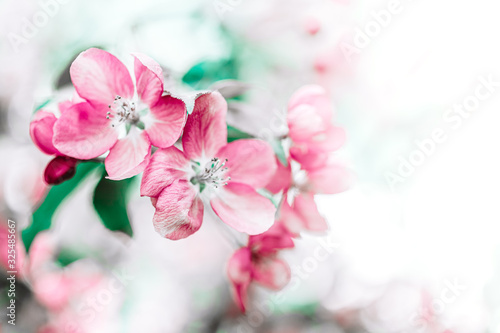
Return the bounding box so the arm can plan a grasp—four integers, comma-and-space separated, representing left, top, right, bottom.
191, 158, 231, 191
106, 95, 140, 128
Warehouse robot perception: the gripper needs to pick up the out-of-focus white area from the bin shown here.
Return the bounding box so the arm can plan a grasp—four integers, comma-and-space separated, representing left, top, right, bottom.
1, 0, 500, 332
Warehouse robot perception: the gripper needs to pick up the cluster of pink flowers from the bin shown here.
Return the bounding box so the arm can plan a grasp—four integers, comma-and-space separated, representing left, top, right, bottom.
29, 48, 350, 312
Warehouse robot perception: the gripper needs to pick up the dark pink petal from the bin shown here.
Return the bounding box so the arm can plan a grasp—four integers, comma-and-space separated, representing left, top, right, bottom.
210, 182, 275, 235
70, 48, 134, 106
216, 139, 276, 189
141, 146, 190, 198
105, 128, 151, 180
182, 92, 227, 160
293, 192, 328, 232
227, 247, 253, 313
44, 156, 78, 185
153, 180, 203, 240
144, 95, 187, 148
307, 163, 353, 194
253, 257, 291, 290
266, 157, 292, 194
133, 53, 164, 107
288, 84, 333, 122
249, 221, 294, 256
53, 102, 118, 159
30, 111, 60, 155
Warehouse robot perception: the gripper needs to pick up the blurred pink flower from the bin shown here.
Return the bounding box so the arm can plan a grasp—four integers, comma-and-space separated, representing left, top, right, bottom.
52, 48, 187, 180
141, 92, 277, 240
227, 222, 294, 312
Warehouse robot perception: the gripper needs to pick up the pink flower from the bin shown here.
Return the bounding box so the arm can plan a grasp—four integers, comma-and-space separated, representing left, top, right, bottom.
287, 85, 346, 171
30, 109, 79, 185
227, 222, 294, 312
141, 91, 277, 240
52, 48, 187, 180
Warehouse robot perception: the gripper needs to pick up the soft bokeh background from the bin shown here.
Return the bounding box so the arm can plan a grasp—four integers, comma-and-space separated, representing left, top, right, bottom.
1, 0, 500, 332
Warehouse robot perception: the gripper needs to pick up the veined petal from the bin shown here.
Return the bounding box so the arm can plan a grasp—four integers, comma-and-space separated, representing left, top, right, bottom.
70, 48, 134, 106
210, 183, 275, 235
53, 102, 118, 159
227, 247, 252, 313
30, 111, 60, 155
133, 53, 164, 107
182, 92, 227, 160
140, 146, 190, 198
144, 95, 187, 148
252, 257, 291, 290
153, 180, 203, 240
105, 127, 151, 180
216, 139, 276, 189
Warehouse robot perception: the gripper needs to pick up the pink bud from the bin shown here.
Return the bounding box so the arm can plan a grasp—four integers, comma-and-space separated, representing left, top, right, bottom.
44, 156, 78, 185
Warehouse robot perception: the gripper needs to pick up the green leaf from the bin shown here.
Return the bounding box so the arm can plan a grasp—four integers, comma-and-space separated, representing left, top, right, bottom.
22, 161, 102, 252
227, 125, 253, 143
270, 139, 288, 167
33, 98, 52, 113
92, 175, 136, 237
182, 58, 238, 89
56, 247, 86, 267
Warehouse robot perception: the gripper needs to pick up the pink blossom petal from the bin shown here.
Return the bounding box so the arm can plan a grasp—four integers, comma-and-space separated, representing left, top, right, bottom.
307, 163, 353, 194
216, 139, 276, 189
293, 192, 328, 232
141, 147, 190, 198
249, 221, 294, 256
153, 180, 203, 240
53, 102, 118, 159
182, 92, 227, 160
253, 257, 291, 290
44, 156, 78, 185
70, 48, 134, 106
288, 84, 333, 122
227, 247, 252, 313
30, 111, 60, 155
105, 127, 151, 180
287, 104, 327, 143
144, 95, 187, 148
133, 53, 164, 107
210, 182, 275, 235
266, 157, 292, 194
278, 197, 305, 235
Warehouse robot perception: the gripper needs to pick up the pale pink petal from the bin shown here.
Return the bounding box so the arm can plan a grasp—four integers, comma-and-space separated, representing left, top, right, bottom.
227, 247, 252, 313
266, 157, 292, 194
313, 125, 346, 152
105, 127, 151, 180
30, 111, 60, 155
307, 163, 353, 194
216, 139, 276, 189
182, 92, 227, 160
144, 95, 186, 148
287, 104, 327, 143
278, 197, 305, 235
253, 257, 291, 290
293, 192, 328, 232
133, 53, 164, 107
153, 180, 203, 240
70, 48, 134, 106
53, 102, 118, 159
288, 84, 332, 122
210, 183, 275, 235
140, 147, 190, 198
290, 145, 329, 171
